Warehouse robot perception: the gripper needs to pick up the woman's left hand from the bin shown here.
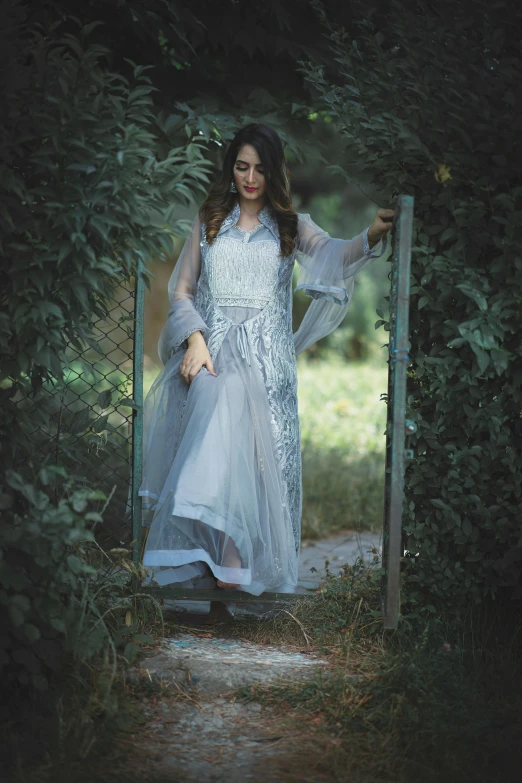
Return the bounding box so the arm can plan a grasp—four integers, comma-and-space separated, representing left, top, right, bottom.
368, 208, 395, 248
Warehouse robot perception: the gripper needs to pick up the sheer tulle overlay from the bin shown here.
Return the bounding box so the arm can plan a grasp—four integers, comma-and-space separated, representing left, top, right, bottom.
139, 203, 385, 595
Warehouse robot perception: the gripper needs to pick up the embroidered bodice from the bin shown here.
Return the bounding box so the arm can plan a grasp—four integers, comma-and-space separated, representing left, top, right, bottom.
201, 202, 282, 310
203, 235, 281, 309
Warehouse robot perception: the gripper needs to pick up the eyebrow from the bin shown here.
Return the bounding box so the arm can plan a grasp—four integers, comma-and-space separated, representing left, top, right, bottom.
235, 159, 263, 166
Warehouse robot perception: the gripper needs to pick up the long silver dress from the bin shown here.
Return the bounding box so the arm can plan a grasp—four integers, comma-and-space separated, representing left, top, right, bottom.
138, 201, 385, 595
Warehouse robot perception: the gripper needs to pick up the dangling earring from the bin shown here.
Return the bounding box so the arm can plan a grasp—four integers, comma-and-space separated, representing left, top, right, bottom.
230, 180, 237, 193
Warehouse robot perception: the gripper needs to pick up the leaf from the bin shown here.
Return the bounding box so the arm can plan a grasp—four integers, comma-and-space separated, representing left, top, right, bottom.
455, 283, 488, 312
84, 512, 104, 523
92, 413, 110, 433
97, 389, 113, 409
469, 343, 490, 373
67, 555, 85, 574
85, 337, 102, 354
23, 623, 41, 643
82, 21, 104, 36
71, 493, 88, 513
440, 227, 457, 243
118, 397, 139, 409
8, 606, 25, 628
68, 407, 92, 435
50, 617, 66, 633
123, 642, 140, 664
132, 633, 153, 644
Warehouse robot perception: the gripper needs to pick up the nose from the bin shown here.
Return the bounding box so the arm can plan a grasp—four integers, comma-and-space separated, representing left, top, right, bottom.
246, 167, 256, 184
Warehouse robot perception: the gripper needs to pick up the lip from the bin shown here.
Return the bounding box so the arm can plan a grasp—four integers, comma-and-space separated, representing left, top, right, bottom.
244, 186, 257, 192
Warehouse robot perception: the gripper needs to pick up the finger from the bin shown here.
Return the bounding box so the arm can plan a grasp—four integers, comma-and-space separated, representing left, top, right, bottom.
205, 357, 217, 376
187, 361, 203, 380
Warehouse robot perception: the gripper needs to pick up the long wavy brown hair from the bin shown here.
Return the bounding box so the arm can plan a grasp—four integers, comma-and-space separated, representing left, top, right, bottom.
199, 124, 298, 257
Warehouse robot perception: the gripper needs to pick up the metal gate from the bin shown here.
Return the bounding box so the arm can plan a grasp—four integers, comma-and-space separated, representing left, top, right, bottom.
11, 264, 146, 551
132, 196, 415, 616
12, 197, 414, 617
381, 194, 415, 628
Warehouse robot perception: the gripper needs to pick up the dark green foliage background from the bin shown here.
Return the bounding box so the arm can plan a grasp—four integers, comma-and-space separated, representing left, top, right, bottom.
302, 0, 522, 604
2, 0, 522, 773
0, 0, 210, 759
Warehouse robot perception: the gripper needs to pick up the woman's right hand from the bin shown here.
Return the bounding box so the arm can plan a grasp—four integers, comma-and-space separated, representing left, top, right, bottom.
180, 331, 217, 384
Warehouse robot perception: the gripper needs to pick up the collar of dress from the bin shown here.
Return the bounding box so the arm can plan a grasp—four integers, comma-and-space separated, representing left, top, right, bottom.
217, 201, 280, 242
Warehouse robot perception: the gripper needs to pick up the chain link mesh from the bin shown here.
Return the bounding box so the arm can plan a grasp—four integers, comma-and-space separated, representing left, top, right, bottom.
11, 276, 138, 547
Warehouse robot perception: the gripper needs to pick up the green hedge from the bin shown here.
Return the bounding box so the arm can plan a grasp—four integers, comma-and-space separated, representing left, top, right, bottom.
0, 14, 210, 400
303, 0, 522, 604
0, 7, 209, 758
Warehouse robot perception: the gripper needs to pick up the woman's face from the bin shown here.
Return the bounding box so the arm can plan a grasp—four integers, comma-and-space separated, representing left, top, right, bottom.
233, 144, 266, 202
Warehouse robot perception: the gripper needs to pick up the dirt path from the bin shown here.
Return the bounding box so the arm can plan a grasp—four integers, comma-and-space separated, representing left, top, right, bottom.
127, 531, 381, 782
129, 634, 327, 782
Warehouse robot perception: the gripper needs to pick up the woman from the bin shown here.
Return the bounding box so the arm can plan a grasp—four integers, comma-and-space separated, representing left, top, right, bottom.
138, 123, 393, 614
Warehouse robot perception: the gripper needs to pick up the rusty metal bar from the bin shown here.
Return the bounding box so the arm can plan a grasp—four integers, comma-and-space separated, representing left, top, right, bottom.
132, 257, 145, 567
141, 586, 304, 604
382, 194, 414, 629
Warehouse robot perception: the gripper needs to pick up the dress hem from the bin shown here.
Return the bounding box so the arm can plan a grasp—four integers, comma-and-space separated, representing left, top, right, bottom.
144, 548, 251, 584
170, 502, 247, 554
143, 549, 297, 597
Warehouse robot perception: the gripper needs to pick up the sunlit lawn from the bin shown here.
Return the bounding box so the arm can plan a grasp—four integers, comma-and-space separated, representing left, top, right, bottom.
298, 353, 388, 539
143, 353, 388, 541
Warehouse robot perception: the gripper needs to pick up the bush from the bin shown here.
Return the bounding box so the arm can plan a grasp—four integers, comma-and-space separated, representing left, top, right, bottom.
0, 465, 163, 774
0, 5, 210, 432
0, 6, 208, 772
302, 0, 522, 605
0, 468, 101, 684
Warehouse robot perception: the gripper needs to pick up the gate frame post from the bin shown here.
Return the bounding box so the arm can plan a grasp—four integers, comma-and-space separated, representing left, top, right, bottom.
382, 194, 414, 629
131, 258, 145, 567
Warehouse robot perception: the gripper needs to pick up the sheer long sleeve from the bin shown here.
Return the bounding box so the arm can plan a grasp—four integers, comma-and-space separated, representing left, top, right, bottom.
293, 213, 387, 355
157, 215, 209, 366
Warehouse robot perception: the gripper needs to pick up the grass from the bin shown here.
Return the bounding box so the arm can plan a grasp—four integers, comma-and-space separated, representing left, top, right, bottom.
298, 353, 387, 539
228, 560, 522, 783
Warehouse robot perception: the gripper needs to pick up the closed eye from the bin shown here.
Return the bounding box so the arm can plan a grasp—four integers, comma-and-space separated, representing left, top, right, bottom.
235, 165, 264, 173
